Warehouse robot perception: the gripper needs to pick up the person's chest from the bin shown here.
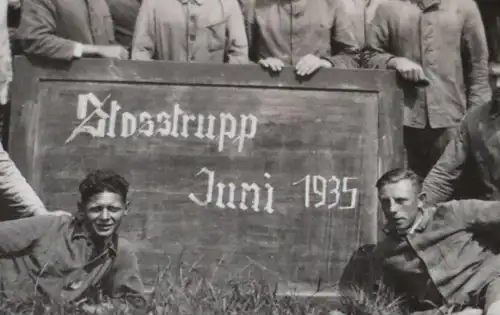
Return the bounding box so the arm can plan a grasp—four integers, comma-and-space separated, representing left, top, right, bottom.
386, 0, 466, 54
52, 0, 113, 40
255, 0, 334, 38
153, 0, 228, 31
30, 234, 114, 301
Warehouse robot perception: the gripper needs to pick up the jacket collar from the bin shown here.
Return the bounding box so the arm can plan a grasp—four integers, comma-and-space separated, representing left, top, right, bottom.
409, 0, 440, 11
382, 206, 434, 239
71, 218, 118, 257
179, 0, 204, 5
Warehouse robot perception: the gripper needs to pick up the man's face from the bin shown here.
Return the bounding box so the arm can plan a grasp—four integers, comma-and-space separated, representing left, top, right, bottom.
378, 179, 423, 234
79, 191, 128, 238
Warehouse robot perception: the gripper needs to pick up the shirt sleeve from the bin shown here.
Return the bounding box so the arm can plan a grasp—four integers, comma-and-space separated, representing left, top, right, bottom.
0, 0, 11, 105
422, 120, 469, 205
0, 215, 61, 254
130, 0, 156, 61
102, 238, 146, 309
322, 0, 360, 68
226, 0, 250, 64
0, 142, 48, 218
454, 199, 500, 228
461, 0, 491, 109
362, 2, 396, 69
16, 0, 80, 60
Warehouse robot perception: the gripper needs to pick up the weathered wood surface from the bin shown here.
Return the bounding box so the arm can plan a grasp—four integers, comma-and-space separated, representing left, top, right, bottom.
9, 56, 403, 292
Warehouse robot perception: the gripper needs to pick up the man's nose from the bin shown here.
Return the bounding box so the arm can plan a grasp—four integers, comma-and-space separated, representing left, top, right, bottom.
388, 200, 398, 214
100, 208, 110, 220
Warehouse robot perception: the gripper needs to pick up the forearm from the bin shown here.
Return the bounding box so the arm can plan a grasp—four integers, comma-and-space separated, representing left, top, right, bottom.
226, 0, 249, 64
463, 0, 491, 108
0, 215, 59, 253
0, 148, 48, 217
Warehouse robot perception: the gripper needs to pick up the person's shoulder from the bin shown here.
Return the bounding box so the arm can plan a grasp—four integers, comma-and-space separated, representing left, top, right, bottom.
116, 237, 138, 254
374, 0, 403, 13
435, 199, 500, 218
427, 201, 458, 221
450, 0, 479, 9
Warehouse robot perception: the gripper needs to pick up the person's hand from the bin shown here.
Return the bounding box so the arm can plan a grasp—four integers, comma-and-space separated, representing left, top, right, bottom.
450, 307, 482, 315
95, 45, 129, 60
47, 210, 73, 217
0, 82, 9, 106
81, 302, 114, 315
295, 54, 332, 76
259, 57, 285, 72
387, 57, 429, 84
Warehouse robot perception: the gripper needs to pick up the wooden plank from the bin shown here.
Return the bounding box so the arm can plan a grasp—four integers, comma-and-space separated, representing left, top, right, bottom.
9, 56, 403, 292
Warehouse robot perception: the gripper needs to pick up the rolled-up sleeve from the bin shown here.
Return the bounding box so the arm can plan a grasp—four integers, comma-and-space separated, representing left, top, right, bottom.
451, 199, 500, 228
131, 0, 156, 61
422, 122, 469, 205
323, 0, 360, 68
17, 0, 79, 60
103, 238, 146, 309
362, 3, 395, 69
0, 142, 47, 218
226, 0, 249, 64
0, 215, 60, 254
461, 0, 491, 109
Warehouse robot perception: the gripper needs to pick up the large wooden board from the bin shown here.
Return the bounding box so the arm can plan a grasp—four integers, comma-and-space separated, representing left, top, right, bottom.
9, 56, 403, 292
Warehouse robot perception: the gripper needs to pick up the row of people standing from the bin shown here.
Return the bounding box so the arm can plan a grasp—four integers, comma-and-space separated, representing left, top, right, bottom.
6, 0, 494, 186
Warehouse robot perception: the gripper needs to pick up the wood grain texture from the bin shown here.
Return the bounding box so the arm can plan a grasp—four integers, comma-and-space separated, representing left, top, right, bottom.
9, 56, 403, 292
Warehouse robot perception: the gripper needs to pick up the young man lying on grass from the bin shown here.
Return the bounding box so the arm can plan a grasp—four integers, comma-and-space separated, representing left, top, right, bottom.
0, 169, 145, 314
340, 168, 500, 315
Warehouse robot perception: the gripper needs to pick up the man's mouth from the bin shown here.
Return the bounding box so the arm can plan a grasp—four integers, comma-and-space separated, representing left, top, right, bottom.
95, 223, 114, 231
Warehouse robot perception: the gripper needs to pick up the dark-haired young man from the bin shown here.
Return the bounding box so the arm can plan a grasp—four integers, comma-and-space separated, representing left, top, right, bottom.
0, 169, 145, 312
342, 168, 500, 315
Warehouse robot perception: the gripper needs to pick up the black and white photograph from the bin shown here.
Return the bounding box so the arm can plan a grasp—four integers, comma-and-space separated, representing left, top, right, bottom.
0, 0, 499, 313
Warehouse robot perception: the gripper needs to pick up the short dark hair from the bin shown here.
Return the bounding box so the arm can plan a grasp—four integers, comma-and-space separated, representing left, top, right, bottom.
375, 168, 422, 191
79, 169, 129, 204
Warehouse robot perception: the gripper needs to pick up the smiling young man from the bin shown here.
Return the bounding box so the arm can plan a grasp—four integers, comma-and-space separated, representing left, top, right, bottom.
352, 168, 500, 315
0, 169, 145, 312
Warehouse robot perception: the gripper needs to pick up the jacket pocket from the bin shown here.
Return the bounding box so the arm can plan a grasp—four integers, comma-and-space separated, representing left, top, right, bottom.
203, 19, 227, 52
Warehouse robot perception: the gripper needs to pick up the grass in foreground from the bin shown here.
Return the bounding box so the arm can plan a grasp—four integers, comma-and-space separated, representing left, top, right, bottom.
0, 262, 407, 315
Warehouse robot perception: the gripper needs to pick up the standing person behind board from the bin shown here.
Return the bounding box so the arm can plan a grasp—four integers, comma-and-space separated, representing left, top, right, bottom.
246, 0, 360, 76
131, 0, 249, 63
422, 66, 500, 205
364, 0, 491, 179
16, 0, 128, 60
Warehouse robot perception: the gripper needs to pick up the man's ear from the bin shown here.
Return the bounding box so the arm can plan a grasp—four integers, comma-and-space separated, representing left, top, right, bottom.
124, 201, 130, 215
77, 200, 84, 213
417, 192, 427, 208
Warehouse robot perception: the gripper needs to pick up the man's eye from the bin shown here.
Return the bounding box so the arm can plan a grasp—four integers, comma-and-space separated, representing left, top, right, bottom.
108, 207, 122, 212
